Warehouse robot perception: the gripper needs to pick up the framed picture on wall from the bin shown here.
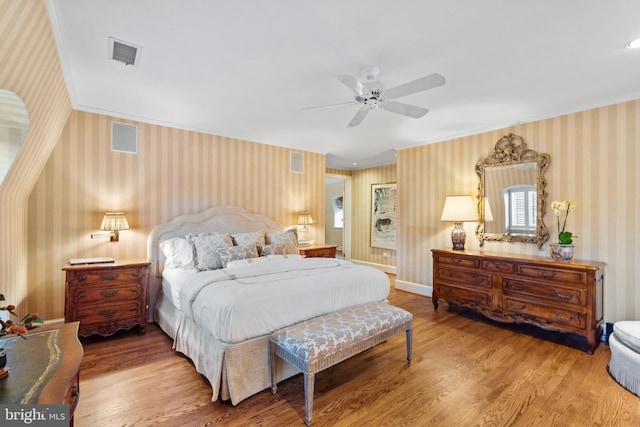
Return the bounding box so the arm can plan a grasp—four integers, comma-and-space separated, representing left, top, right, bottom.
371, 183, 397, 250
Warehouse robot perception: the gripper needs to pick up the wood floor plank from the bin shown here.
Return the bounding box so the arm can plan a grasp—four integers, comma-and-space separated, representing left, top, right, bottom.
74, 276, 640, 426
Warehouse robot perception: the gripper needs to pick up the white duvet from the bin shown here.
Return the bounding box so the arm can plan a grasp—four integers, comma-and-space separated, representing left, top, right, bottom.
168, 256, 390, 343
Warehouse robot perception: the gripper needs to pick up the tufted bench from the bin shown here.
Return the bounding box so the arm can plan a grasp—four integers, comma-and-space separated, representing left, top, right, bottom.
270, 301, 413, 425
608, 321, 640, 397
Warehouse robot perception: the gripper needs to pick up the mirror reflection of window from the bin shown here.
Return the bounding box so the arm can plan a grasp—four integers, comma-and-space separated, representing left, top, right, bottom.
0, 89, 30, 186
332, 196, 344, 228
504, 185, 536, 234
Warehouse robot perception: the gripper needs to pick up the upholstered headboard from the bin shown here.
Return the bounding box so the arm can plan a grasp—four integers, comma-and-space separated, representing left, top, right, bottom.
146, 206, 285, 322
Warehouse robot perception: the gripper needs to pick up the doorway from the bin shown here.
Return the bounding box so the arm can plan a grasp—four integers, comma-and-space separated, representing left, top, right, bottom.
325, 174, 352, 260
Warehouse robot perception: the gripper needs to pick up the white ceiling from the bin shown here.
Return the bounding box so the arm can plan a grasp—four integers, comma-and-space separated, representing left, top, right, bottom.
46, 1, 640, 170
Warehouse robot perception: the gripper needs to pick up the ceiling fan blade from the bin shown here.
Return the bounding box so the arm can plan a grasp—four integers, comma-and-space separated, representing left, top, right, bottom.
347, 108, 369, 127
336, 74, 370, 97
382, 101, 429, 118
301, 100, 358, 111
384, 73, 445, 99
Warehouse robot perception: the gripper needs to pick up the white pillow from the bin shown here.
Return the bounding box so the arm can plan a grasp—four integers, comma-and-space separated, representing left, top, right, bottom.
160, 238, 194, 271
186, 232, 233, 270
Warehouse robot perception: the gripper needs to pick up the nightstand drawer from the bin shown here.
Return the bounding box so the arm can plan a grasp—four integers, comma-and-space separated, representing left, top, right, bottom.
71, 282, 144, 304
74, 301, 143, 325
70, 266, 146, 285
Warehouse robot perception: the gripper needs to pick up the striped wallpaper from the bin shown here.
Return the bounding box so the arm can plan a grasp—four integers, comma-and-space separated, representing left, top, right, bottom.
0, 0, 72, 318
396, 100, 640, 323
27, 111, 326, 320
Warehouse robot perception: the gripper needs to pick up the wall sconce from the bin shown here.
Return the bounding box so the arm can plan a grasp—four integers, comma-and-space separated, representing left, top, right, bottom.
91, 212, 129, 242
440, 196, 477, 250
297, 213, 313, 231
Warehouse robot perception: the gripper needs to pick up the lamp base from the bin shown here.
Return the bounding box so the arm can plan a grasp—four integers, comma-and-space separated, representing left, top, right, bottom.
451, 222, 466, 250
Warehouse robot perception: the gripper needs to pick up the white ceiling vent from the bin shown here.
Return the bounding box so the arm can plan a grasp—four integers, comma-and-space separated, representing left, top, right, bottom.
108, 37, 142, 67
290, 152, 303, 173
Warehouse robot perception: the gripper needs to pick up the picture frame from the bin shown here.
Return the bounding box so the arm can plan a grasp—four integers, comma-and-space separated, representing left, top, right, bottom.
371, 183, 397, 250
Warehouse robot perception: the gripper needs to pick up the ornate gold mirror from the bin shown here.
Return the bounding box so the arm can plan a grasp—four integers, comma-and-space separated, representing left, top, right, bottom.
475, 133, 550, 249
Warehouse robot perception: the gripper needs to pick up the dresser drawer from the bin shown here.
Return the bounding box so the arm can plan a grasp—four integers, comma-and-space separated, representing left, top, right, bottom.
436, 283, 492, 307
503, 296, 586, 328
434, 254, 481, 269
309, 248, 335, 258
70, 282, 143, 304
436, 267, 492, 289
502, 278, 586, 306
74, 301, 143, 325
70, 266, 146, 285
482, 259, 515, 274
517, 265, 587, 284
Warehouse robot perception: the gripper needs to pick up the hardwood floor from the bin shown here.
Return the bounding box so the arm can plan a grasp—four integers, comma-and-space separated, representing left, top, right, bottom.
74, 276, 640, 426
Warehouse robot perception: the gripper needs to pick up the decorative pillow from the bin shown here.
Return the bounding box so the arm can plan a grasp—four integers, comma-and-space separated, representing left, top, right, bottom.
216, 244, 259, 268
160, 237, 194, 270
266, 229, 299, 254
186, 232, 233, 271
232, 230, 266, 247
259, 243, 288, 256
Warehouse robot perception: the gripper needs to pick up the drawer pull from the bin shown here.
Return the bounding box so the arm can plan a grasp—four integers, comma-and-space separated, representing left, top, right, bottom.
99, 309, 118, 317
132, 269, 142, 279
99, 272, 120, 281
510, 302, 527, 311
100, 289, 119, 297
539, 270, 557, 278
554, 311, 575, 322
451, 258, 461, 264
554, 290, 576, 301
508, 283, 527, 291
76, 273, 87, 282
76, 292, 86, 299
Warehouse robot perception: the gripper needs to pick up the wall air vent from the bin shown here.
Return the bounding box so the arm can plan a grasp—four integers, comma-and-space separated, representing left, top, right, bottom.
111, 122, 138, 154
108, 37, 142, 67
290, 152, 303, 173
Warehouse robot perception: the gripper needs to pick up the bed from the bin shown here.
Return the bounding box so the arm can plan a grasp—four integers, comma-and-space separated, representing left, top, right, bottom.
146, 206, 390, 404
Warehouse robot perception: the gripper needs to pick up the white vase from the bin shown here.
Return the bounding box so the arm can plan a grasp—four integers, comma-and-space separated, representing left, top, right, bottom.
549, 243, 575, 261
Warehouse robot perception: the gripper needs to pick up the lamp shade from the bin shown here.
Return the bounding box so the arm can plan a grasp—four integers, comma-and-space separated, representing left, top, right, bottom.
440, 196, 477, 222
100, 212, 130, 231
297, 213, 313, 226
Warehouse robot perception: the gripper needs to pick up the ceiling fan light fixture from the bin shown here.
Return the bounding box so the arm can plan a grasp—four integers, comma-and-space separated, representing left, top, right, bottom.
626, 38, 640, 49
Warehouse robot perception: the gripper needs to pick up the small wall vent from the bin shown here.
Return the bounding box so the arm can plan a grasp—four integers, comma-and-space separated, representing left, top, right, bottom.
111, 122, 138, 154
108, 37, 142, 67
290, 152, 303, 173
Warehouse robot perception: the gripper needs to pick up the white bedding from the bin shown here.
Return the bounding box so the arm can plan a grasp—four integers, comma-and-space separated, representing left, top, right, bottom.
166, 255, 390, 343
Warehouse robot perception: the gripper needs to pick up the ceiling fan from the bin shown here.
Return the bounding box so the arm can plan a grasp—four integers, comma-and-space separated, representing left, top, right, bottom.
306, 67, 446, 127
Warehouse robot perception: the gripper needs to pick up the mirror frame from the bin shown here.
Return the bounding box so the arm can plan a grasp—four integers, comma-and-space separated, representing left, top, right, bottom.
475, 133, 550, 250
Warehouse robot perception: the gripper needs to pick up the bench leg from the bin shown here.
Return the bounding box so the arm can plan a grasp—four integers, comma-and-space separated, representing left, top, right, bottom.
304, 372, 315, 426
406, 327, 413, 363
270, 346, 277, 394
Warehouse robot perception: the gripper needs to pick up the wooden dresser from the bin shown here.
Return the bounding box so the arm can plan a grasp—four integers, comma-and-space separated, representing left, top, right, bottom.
432, 249, 606, 353
64, 258, 150, 337
299, 244, 338, 258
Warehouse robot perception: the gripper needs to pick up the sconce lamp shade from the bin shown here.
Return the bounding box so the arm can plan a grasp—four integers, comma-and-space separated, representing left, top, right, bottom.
92, 212, 129, 242
441, 196, 477, 250
297, 213, 313, 227
100, 212, 130, 231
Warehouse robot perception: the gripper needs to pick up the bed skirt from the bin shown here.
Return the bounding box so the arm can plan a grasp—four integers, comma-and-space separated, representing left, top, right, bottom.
155, 294, 300, 404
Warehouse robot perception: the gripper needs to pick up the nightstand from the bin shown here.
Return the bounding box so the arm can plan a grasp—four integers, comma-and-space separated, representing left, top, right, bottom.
298, 244, 338, 258
63, 258, 150, 337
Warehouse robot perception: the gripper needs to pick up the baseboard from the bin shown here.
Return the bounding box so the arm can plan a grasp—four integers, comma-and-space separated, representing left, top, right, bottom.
350, 259, 397, 275
394, 280, 432, 297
